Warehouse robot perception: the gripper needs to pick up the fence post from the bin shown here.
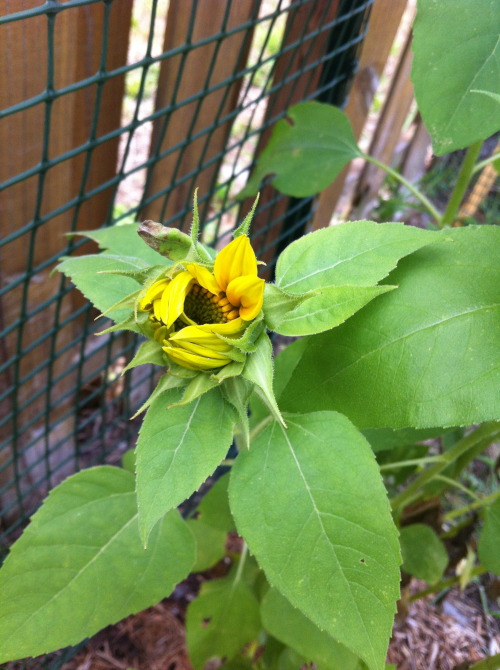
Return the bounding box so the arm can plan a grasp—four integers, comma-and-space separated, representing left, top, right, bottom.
141, 0, 259, 230
0, 1, 132, 522
239, 0, 342, 270
312, 0, 408, 229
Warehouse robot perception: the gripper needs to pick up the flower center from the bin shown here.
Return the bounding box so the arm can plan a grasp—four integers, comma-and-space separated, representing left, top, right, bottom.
184, 283, 239, 325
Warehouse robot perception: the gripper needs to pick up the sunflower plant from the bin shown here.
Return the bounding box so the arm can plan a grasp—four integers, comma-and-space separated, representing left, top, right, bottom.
0, 1, 499, 669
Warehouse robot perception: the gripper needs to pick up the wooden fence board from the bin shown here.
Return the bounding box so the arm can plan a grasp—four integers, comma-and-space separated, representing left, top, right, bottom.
142, 0, 258, 229
240, 0, 341, 269
0, 1, 132, 517
312, 0, 408, 229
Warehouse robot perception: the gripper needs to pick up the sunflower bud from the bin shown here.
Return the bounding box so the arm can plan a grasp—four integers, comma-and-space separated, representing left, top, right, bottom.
138, 221, 194, 261
139, 234, 265, 371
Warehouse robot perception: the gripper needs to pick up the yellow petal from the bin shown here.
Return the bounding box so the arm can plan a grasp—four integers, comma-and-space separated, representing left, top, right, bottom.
197, 318, 246, 336
163, 344, 229, 370
169, 326, 233, 352
185, 263, 221, 295
160, 271, 194, 328
226, 275, 264, 321
214, 235, 257, 292
139, 279, 170, 311
170, 339, 232, 360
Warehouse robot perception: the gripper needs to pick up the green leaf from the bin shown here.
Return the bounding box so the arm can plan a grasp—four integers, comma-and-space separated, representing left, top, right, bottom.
478, 499, 500, 574
123, 339, 166, 373
229, 412, 401, 670
261, 589, 360, 670
239, 102, 361, 198
400, 524, 448, 584
76, 222, 168, 266
0, 467, 195, 662
57, 254, 147, 321
196, 474, 235, 533
171, 373, 220, 407
136, 388, 236, 546
268, 284, 396, 337
186, 568, 261, 669
222, 377, 252, 450
275, 221, 437, 293
279, 227, 500, 429
121, 449, 136, 473
242, 333, 285, 428
412, 0, 500, 154
131, 372, 187, 419
187, 521, 228, 572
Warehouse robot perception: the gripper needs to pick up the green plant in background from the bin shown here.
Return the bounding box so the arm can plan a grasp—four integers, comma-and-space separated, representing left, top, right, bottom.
0, 1, 499, 669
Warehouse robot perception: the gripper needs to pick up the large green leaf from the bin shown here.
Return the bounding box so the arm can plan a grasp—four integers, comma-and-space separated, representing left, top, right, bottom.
187, 474, 235, 572
478, 499, 500, 574
0, 467, 195, 663
275, 222, 437, 293
136, 388, 236, 546
261, 589, 360, 670
279, 227, 500, 429
266, 285, 395, 337
229, 412, 401, 670
76, 222, 169, 266
239, 102, 361, 198
57, 254, 146, 322
186, 569, 261, 669
412, 0, 500, 154
400, 524, 448, 584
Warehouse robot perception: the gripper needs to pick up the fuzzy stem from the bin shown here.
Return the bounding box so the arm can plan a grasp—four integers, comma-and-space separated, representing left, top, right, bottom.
408, 566, 486, 602
234, 542, 248, 585
391, 422, 500, 512
443, 490, 500, 523
439, 140, 483, 228
363, 153, 442, 223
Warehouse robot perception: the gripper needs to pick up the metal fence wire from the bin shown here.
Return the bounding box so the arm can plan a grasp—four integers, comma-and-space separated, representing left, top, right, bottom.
0, 0, 372, 665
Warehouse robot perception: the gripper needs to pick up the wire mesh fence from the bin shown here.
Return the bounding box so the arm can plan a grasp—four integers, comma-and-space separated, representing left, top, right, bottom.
0, 1, 373, 664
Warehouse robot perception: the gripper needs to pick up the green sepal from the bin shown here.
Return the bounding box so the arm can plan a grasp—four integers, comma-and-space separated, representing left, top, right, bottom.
167, 362, 200, 379
94, 288, 142, 320
262, 284, 312, 330
98, 263, 168, 285
242, 333, 285, 428
131, 372, 188, 419
212, 360, 245, 382
168, 373, 220, 408
233, 194, 260, 238
222, 377, 252, 450
96, 311, 148, 336
123, 339, 166, 374
216, 312, 265, 353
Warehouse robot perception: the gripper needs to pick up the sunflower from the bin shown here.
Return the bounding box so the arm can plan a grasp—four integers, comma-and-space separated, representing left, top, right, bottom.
139, 235, 264, 370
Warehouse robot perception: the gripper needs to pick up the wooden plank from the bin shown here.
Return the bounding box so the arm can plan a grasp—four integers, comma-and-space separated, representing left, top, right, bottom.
0, 1, 132, 520
240, 0, 341, 270
312, 0, 408, 230
349, 26, 415, 220
142, 0, 258, 229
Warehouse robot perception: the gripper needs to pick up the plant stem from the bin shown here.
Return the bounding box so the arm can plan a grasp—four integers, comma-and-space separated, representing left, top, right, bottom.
443, 490, 500, 522
432, 474, 480, 500
439, 140, 483, 228
379, 456, 445, 471
409, 565, 486, 602
391, 422, 500, 512
363, 153, 442, 223
234, 541, 248, 585
472, 152, 500, 175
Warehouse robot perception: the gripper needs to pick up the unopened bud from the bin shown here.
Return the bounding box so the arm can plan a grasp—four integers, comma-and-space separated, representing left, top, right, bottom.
138, 221, 194, 261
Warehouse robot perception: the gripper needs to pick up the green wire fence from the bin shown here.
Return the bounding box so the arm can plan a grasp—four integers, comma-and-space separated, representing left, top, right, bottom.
0, 0, 373, 665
